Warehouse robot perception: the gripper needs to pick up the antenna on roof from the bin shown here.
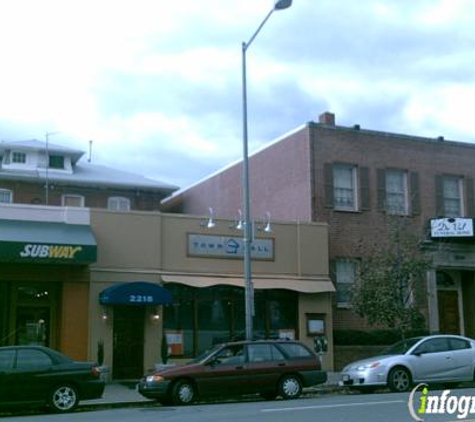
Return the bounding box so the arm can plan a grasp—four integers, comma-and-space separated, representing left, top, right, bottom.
88, 140, 93, 163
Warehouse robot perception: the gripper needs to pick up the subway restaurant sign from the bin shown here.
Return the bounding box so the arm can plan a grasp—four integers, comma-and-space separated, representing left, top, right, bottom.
0, 220, 97, 264
0, 241, 97, 264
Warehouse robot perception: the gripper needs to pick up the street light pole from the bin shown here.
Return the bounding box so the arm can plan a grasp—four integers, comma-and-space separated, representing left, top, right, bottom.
241, 0, 292, 341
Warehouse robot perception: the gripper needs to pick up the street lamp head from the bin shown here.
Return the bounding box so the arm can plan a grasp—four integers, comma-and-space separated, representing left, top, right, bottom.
274, 0, 292, 10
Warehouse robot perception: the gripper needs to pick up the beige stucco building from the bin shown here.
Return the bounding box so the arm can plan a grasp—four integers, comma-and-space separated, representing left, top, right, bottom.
89, 209, 334, 378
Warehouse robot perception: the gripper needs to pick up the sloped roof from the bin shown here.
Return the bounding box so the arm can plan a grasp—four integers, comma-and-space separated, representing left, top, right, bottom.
0, 140, 178, 193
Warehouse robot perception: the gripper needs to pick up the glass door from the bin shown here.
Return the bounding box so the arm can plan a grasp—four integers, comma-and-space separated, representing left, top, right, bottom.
16, 307, 50, 346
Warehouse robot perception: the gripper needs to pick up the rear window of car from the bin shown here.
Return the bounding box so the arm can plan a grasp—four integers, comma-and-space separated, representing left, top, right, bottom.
247, 344, 285, 362
16, 349, 53, 370
278, 343, 313, 358
449, 338, 471, 351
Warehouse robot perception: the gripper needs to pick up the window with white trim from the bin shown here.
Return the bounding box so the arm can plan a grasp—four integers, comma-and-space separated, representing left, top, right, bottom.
386, 170, 408, 215
443, 176, 463, 217
61, 194, 85, 207
12, 152, 26, 164
107, 197, 131, 211
0, 189, 13, 203
336, 259, 356, 307
333, 164, 357, 211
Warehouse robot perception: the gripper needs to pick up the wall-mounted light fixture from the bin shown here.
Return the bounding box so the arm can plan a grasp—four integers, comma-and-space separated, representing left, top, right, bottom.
101, 307, 109, 322
258, 212, 273, 234
151, 308, 160, 322
230, 209, 244, 230
200, 207, 216, 229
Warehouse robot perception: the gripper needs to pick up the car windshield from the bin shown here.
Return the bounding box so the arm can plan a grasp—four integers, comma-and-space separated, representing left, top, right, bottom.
380, 337, 422, 355
190, 345, 222, 364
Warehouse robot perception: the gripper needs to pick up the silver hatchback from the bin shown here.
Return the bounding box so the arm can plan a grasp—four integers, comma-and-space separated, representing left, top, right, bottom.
340, 334, 475, 392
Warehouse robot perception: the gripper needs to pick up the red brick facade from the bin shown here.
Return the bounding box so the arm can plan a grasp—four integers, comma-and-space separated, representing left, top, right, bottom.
164, 112, 475, 335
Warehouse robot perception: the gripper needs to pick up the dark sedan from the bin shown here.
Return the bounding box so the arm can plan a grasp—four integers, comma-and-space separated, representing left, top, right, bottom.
139, 339, 327, 405
0, 345, 105, 412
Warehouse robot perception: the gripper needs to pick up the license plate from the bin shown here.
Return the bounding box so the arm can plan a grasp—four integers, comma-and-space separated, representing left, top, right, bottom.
342, 374, 350, 381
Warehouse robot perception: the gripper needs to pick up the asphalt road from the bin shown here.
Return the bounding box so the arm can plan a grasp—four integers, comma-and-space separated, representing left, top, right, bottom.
4, 388, 475, 422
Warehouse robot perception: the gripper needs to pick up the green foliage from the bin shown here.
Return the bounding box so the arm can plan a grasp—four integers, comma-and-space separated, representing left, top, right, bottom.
350, 217, 431, 338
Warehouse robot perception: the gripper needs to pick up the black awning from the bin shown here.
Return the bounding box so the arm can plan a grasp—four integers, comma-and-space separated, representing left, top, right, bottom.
99, 282, 173, 306
0, 219, 96, 264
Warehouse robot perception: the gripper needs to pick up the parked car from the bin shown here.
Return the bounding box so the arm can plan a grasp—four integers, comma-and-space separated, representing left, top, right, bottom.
0, 345, 105, 412
139, 339, 327, 405
340, 334, 475, 393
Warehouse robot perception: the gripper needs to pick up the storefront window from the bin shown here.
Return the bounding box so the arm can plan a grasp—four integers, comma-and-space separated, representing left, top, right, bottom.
163, 284, 298, 357
197, 299, 231, 353
14, 283, 57, 347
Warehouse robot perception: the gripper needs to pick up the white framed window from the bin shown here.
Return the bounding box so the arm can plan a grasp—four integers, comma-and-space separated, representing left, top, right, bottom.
108, 197, 131, 211
333, 164, 357, 211
61, 194, 85, 207
336, 259, 356, 307
443, 176, 463, 217
386, 170, 408, 215
12, 152, 26, 164
0, 189, 13, 203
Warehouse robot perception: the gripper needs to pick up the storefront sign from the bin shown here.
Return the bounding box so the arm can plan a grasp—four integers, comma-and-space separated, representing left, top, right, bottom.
430, 218, 474, 238
0, 241, 97, 264
188, 234, 274, 260
19, 244, 83, 259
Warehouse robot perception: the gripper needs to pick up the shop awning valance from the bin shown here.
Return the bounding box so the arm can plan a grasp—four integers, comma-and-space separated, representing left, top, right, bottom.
0, 219, 96, 264
161, 275, 335, 294
99, 282, 173, 306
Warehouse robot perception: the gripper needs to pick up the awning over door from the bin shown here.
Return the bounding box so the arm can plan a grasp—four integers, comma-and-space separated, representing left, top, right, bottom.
0, 219, 97, 264
99, 282, 173, 306
161, 275, 335, 294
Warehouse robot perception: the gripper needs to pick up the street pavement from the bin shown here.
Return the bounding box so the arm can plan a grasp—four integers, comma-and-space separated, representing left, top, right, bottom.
81, 372, 342, 407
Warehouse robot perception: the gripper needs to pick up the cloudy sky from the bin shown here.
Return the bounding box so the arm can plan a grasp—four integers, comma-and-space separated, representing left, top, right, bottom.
1, 0, 474, 189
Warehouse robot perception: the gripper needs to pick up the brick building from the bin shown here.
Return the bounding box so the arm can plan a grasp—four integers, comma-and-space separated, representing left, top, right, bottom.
0, 139, 177, 210
0, 139, 178, 361
163, 111, 475, 341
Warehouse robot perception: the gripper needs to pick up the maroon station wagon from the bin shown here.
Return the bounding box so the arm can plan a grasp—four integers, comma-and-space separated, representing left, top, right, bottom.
138, 340, 327, 405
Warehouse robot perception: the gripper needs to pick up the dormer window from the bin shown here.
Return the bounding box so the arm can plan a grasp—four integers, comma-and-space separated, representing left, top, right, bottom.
12, 152, 26, 164
108, 196, 131, 211
49, 155, 65, 169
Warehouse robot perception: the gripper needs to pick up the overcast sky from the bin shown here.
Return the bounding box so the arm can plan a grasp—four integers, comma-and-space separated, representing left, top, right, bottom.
1, 0, 474, 189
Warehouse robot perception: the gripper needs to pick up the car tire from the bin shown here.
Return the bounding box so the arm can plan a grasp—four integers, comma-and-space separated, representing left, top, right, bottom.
172, 380, 196, 405
278, 374, 302, 399
48, 384, 79, 413
387, 367, 412, 392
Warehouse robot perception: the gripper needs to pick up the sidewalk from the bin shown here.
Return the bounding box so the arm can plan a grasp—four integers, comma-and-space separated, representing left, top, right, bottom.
81, 372, 342, 408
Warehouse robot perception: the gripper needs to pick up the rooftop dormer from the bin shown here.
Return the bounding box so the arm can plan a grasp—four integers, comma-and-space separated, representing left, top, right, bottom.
0, 140, 85, 175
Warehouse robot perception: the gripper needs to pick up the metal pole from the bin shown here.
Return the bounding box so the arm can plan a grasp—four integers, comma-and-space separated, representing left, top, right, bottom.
242, 41, 254, 341
45, 132, 49, 205
241, 2, 292, 341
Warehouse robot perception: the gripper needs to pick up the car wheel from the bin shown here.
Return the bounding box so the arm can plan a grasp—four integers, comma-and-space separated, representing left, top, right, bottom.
49, 384, 79, 413
387, 367, 412, 392
172, 380, 196, 405
278, 375, 302, 399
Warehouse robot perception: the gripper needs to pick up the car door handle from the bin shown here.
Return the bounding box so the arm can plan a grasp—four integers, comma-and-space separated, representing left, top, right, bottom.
235, 365, 244, 370
278, 363, 286, 367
